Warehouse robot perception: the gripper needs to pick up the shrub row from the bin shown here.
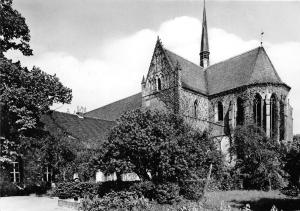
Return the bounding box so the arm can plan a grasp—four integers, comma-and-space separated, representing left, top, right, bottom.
54, 180, 204, 204
80, 191, 149, 211
52, 181, 138, 199
0, 181, 49, 197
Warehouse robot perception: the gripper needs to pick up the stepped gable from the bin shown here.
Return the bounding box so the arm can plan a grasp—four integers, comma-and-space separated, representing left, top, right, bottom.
205, 47, 287, 95
41, 111, 115, 148
84, 92, 142, 121
164, 49, 207, 95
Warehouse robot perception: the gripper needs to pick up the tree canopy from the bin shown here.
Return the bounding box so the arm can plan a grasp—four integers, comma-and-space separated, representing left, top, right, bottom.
95, 109, 223, 183
231, 124, 284, 190
0, 0, 33, 56
0, 59, 72, 163
283, 135, 300, 190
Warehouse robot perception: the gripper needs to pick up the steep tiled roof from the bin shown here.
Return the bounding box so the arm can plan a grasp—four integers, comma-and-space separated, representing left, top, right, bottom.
165, 50, 207, 94
84, 93, 142, 121
41, 111, 115, 148
164, 46, 287, 95
205, 47, 285, 95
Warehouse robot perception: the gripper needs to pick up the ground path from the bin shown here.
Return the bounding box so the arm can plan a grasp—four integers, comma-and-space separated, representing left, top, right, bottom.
0, 196, 73, 211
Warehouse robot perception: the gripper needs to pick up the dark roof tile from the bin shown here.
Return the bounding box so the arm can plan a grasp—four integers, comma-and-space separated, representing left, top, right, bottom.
41, 111, 115, 148
84, 93, 142, 121
165, 50, 207, 94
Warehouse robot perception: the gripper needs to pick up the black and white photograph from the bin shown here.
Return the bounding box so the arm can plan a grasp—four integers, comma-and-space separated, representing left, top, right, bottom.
1, 0, 300, 210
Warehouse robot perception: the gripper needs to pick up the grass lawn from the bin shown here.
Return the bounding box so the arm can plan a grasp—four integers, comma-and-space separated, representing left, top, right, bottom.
205, 190, 300, 211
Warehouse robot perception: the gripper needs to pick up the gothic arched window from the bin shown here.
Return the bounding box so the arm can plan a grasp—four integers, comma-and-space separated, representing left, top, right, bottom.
279, 100, 285, 141
157, 78, 162, 91
253, 93, 262, 127
270, 94, 278, 138
194, 100, 198, 118
218, 101, 223, 121
236, 97, 244, 126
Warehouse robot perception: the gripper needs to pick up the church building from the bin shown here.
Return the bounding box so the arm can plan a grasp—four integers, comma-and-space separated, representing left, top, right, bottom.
86, 3, 293, 146
1, 2, 294, 188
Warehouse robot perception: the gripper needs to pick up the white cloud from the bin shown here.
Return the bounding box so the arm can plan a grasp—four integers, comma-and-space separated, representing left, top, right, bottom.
6, 16, 300, 133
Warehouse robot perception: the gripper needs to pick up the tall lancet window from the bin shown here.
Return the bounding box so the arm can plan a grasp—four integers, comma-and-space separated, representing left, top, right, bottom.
217, 101, 223, 121
194, 100, 198, 118
253, 94, 262, 127
270, 94, 278, 138
157, 78, 162, 91
236, 97, 244, 126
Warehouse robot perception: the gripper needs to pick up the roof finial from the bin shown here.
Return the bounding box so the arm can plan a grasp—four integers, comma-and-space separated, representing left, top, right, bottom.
260, 31, 264, 47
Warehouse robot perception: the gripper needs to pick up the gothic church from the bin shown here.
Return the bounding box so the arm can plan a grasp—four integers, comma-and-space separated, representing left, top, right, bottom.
85, 3, 293, 146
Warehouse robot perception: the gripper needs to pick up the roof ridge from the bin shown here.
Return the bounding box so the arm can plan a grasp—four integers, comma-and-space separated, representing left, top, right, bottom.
261, 47, 283, 83
52, 110, 115, 123
85, 92, 141, 114
204, 46, 261, 71
249, 47, 262, 81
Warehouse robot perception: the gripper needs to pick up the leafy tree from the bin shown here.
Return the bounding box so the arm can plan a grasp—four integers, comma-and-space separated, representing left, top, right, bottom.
95, 109, 223, 183
231, 124, 284, 190
0, 59, 72, 164
283, 135, 300, 189
0, 0, 33, 56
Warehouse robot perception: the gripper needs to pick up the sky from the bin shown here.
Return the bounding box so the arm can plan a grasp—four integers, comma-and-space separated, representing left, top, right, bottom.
6, 0, 300, 134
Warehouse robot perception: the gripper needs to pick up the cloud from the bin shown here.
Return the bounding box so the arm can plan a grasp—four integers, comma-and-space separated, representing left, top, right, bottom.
6, 16, 300, 133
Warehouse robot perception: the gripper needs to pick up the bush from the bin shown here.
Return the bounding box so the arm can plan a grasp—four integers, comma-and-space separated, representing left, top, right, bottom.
154, 182, 181, 204
79, 191, 149, 211
24, 182, 50, 195
179, 181, 203, 201
53, 181, 138, 199
53, 182, 99, 199
281, 185, 300, 197
129, 181, 155, 200
219, 170, 243, 191
0, 181, 23, 196
97, 181, 137, 197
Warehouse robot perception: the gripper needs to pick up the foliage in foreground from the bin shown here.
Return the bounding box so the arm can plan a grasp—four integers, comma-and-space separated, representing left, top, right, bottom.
80, 191, 149, 211
281, 135, 300, 196
94, 109, 223, 184
231, 124, 285, 190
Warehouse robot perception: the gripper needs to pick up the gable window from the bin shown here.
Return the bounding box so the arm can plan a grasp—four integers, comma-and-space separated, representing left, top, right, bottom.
157, 78, 162, 91
10, 162, 20, 183
218, 101, 223, 121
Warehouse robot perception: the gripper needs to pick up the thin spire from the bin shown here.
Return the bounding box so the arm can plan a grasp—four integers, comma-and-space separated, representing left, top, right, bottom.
200, 0, 210, 68
201, 0, 209, 53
